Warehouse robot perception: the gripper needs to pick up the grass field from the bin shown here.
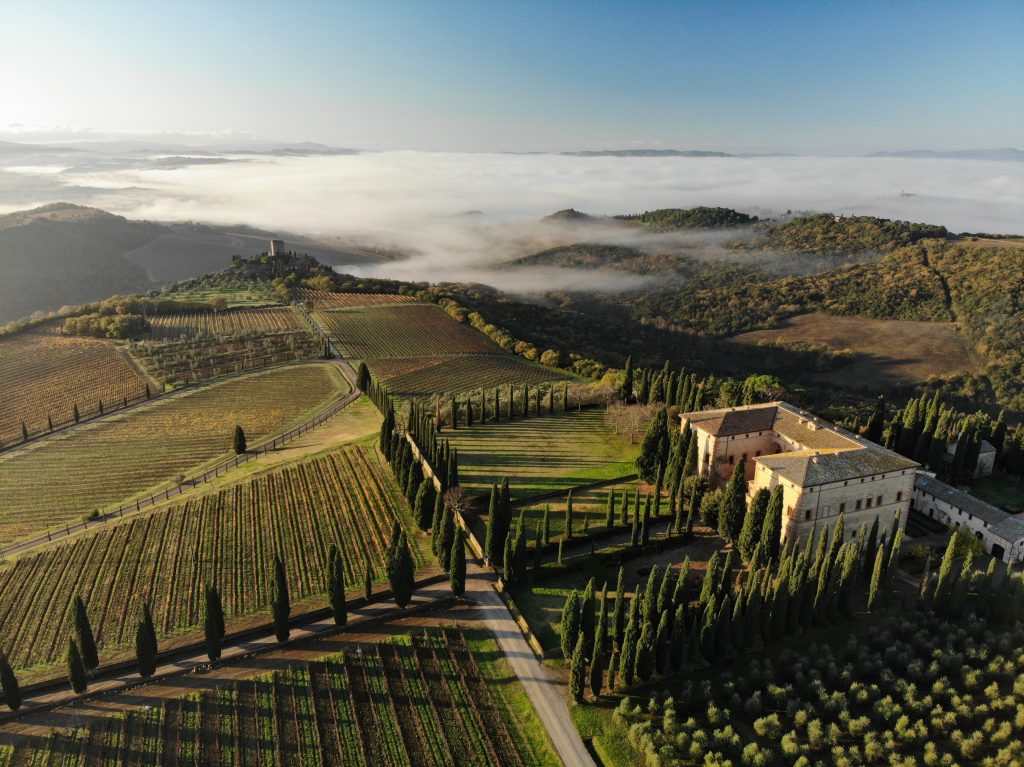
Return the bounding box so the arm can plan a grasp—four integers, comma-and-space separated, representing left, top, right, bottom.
0, 630, 558, 766
317, 304, 499, 358
515, 482, 645, 542
296, 288, 416, 309
971, 472, 1024, 512
445, 408, 640, 501
160, 279, 278, 307
0, 364, 347, 545
372, 354, 567, 397
0, 323, 150, 446
146, 306, 305, 340
0, 442, 426, 674
732, 313, 980, 389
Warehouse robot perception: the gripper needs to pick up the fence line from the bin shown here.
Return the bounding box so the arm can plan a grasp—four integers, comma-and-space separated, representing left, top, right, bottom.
1, 385, 361, 559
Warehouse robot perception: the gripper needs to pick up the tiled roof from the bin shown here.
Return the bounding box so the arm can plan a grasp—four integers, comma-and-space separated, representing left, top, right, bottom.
990, 515, 1024, 544
914, 473, 1007, 526
683, 405, 778, 437
758, 448, 916, 487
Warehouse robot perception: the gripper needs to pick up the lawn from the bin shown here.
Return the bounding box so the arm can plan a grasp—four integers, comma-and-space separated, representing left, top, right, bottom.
0, 363, 348, 545
445, 408, 641, 502
971, 472, 1024, 512
515, 482, 645, 542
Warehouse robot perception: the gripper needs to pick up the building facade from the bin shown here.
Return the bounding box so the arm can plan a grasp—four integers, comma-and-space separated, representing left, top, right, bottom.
913, 473, 1024, 563
680, 402, 918, 546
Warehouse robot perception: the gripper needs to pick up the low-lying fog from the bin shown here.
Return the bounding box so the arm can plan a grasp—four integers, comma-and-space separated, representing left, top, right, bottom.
2, 150, 1022, 292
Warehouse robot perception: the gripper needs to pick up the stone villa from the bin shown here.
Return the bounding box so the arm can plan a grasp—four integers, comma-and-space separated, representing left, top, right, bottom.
680, 402, 919, 546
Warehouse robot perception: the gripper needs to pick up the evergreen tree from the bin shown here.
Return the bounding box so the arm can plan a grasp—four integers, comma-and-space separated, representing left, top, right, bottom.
233, 424, 247, 455
0, 652, 21, 711
449, 529, 466, 597
636, 407, 670, 482
641, 494, 651, 546
739, 488, 770, 562
73, 596, 99, 672
66, 640, 87, 694
561, 590, 582, 659
542, 503, 551, 545
438, 505, 456, 571
484, 483, 502, 564
135, 620, 156, 678
364, 564, 373, 599
141, 602, 158, 659
565, 490, 574, 539
620, 489, 630, 525
388, 531, 416, 608
612, 566, 626, 649
73, 404, 80, 423
270, 554, 290, 641
672, 557, 691, 610
714, 594, 732, 659
635, 620, 655, 682
327, 545, 348, 626
699, 551, 720, 605
569, 634, 587, 704
719, 459, 747, 543
760, 487, 784, 562
864, 396, 885, 443
580, 578, 596, 654
867, 546, 886, 611
654, 610, 671, 675
356, 361, 370, 391
619, 597, 639, 687
863, 516, 880, 578
657, 564, 675, 617
620, 356, 634, 402
589, 617, 605, 699
683, 437, 698, 478
933, 533, 958, 605
606, 490, 615, 529
885, 528, 904, 589
668, 604, 687, 673
430, 495, 444, 547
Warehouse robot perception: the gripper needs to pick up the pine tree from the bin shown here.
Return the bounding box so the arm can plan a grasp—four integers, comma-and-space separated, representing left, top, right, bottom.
565, 490, 574, 539
739, 488, 770, 562
0, 652, 21, 711
233, 424, 247, 454
760, 487, 784, 562
327, 545, 347, 626
867, 546, 886, 611
569, 633, 587, 703
561, 590, 581, 660
135, 620, 156, 678
389, 531, 416, 608
449, 529, 466, 597
66, 640, 87, 694
719, 459, 746, 543
73, 596, 99, 672
270, 554, 290, 641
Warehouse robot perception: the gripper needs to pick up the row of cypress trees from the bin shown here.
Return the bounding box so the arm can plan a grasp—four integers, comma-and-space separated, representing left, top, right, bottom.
565, 507, 912, 703
446, 382, 570, 428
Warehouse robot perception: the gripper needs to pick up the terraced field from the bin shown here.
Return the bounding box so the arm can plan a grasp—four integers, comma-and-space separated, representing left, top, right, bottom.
0, 323, 150, 446
0, 631, 556, 766
147, 306, 305, 340
296, 288, 415, 309
0, 364, 346, 545
446, 408, 641, 501
373, 354, 567, 397
0, 443, 422, 672
316, 304, 498, 358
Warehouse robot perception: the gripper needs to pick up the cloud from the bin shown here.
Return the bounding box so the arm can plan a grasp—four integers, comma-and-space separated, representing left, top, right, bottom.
1, 151, 1022, 289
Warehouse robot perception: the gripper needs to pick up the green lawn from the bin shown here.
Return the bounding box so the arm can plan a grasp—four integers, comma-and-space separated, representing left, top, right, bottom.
445, 408, 640, 502
972, 472, 1024, 512
516, 481, 646, 543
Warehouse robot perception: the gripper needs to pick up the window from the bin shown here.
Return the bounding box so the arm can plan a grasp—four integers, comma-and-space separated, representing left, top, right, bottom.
866, 497, 873, 508
742, 453, 747, 461
877, 495, 883, 505
896, 491, 903, 502
855, 500, 862, 510
728, 455, 734, 465
805, 509, 811, 520
839, 502, 846, 513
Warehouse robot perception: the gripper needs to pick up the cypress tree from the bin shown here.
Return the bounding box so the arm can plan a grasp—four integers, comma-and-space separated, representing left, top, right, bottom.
364, 564, 373, 599
503, 532, 515, 583
657, 564, 675, 617
233, 424, 247, 454
565, 490, 574, 539
672, 557, 691, 610
438, 505, 456, 571
580, 578, 596, 654
542, 504, 551, 545
619, 597, 640, 687
507, 384, 514, 419
66, 640, 87, 694
867, 546, 886, 611
141, 602, 157, 659
569, 634, 587, 704
760, 487, 784, 562
389, 531, 416, 608
0, 652, 21, 711
630, 513, 640, 547
640, 565, 660, 626
612, 566, 626, 649
863, 516, 880, 578
135, 620, 156, 677
356, 362, 370, 391
270, 554, 290, 641
635, 620, 655, 682
683, 437, 698, 478
548, 386, 555, 413
484, 483, 502, 564
560, 590, 581, 659
714, 594, 732, 659
739, 488, 770, 562
449, 529, 466, 597
606, 490, 615, 529
327, 545, 347, 626
73, 596, 99, 672
620, 489, 630, 525
668, 604, 687, 672
620, 356, 634, 402
653, 462, 664, 517
933, 533, 958, 604
589, 618, 605, 699
699, 594, 718, 660
641, 494, 651, 546
719, 459, 747, 543
557, 538, 564, 564
430, 495, 444, 546
636, 407, 669, 482
685, 486, 698, 534
654, 610, 671, 675
885, 528, 904, 588
699, 551, 720, 605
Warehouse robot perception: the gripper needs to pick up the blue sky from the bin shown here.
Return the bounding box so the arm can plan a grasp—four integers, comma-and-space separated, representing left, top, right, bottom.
1, 0, 1021, 152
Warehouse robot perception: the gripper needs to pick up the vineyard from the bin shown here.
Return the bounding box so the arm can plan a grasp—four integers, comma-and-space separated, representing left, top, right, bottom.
146, 307, 306, 340
372, 354, 567, 397
316, 304, 499, 358
0, 364, 346, 546
0, 631, 556, 766
604, 611, 1024, 767
296, 288, 415, 309
0, 323, 150, 446
0, 443, 424, 673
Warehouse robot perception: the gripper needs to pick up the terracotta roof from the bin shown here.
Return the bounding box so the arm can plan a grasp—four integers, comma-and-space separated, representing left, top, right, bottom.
757, 448, 916, 487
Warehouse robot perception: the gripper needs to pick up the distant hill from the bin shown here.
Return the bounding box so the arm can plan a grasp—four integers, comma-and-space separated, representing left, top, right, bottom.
738, 213, 948, 256
562, 149, 734, 158
614, 206, 757, 231
866, 148, 1024, 162
0, 203, 388, 323
542, 208, 596, 222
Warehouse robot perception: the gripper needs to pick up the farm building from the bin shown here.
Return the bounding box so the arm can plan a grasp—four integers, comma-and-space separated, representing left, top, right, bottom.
912, 472, 1024, 563
944, 437, 997, 478
680, 402, 918, 546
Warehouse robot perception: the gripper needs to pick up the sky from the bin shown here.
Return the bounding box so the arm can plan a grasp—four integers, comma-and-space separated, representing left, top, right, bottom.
1, 0, 1022, 153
